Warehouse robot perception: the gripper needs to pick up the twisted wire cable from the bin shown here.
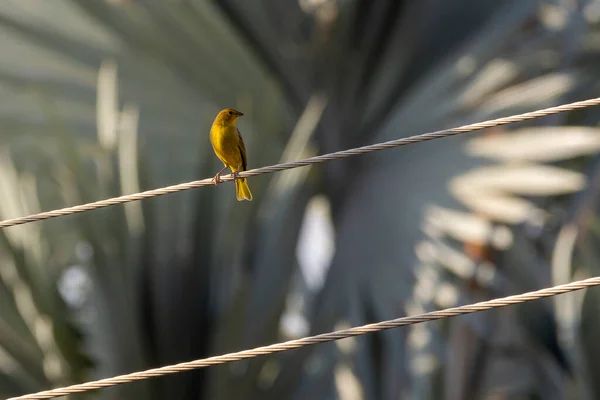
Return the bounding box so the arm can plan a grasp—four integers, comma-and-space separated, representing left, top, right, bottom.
9, 276, 600, 400
2, 96, 600, 229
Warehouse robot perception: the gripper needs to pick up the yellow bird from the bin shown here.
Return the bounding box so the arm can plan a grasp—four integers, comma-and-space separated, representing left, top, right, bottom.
210, 108, 253, 201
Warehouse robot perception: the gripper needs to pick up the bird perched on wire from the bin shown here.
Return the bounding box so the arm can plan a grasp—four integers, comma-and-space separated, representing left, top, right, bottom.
209, 108, 253, 201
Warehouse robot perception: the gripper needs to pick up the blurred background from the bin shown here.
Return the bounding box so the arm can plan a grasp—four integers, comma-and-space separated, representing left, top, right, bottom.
3, 0, 600, 399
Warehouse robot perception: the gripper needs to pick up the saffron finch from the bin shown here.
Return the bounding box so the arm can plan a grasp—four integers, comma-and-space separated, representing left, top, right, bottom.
210, 108, 253, 201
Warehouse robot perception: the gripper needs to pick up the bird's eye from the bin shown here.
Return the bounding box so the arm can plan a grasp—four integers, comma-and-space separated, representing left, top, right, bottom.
228, 111, 233, 115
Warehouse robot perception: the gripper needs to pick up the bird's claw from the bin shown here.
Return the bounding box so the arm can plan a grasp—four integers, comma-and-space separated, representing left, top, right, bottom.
213, 175, 222, 186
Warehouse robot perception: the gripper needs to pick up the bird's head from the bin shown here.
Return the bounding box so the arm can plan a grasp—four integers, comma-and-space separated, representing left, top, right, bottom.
215, 108, 244, 125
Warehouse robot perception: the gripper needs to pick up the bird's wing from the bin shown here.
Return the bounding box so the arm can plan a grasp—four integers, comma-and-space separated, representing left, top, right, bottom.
237, 128, 248, 171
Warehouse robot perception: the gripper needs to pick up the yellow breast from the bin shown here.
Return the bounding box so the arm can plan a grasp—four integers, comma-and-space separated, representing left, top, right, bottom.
210, 123, 243, 170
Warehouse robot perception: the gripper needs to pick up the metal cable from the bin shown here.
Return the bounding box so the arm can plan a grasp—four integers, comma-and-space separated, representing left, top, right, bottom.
8, 276, 600, 400
2, 96, 600, 229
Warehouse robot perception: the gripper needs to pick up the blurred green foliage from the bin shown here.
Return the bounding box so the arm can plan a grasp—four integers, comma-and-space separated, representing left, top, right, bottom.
2, 1, 600, 399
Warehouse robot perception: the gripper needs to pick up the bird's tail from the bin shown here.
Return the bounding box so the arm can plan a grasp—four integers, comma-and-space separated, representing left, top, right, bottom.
235, 178, 253, 201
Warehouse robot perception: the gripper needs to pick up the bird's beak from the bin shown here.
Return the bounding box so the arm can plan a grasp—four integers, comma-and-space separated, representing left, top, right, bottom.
238, 111, 244, 116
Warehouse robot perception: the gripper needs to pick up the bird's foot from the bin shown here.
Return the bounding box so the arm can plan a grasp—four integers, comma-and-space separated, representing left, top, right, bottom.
213, 166, 228, 186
